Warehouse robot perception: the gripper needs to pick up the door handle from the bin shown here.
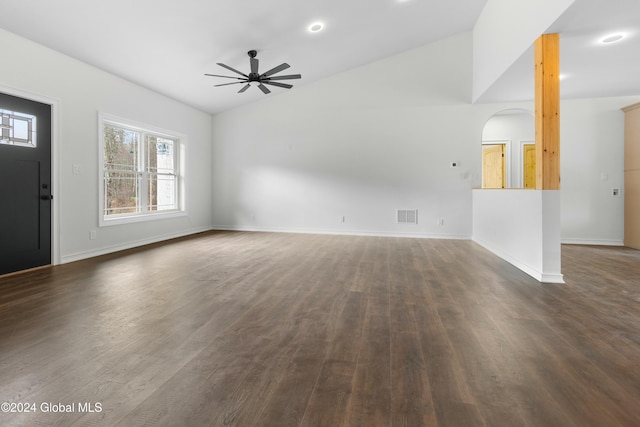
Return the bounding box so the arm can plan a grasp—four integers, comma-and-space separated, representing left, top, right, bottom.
40, 195, 53, 200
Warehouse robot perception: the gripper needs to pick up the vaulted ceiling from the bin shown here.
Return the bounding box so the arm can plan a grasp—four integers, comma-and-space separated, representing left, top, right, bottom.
478, 0, 640, 103
1, 0, 638, 113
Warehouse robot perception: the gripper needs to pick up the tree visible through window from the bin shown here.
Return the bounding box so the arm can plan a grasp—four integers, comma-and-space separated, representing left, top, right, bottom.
102, 120, 179, 219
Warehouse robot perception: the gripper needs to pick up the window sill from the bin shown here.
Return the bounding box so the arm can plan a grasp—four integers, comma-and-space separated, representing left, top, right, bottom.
99, 210, 187, 227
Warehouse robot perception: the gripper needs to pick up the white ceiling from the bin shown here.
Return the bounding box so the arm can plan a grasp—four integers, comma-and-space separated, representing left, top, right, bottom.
1, 0, 638, 113
477, 0, 640, 103
0, 0, 486, 113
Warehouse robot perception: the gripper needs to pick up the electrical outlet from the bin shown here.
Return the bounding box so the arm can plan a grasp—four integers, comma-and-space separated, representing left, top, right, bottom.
612, 188, 620, 196
89, 230, 96, 240
437, 218, 444, 226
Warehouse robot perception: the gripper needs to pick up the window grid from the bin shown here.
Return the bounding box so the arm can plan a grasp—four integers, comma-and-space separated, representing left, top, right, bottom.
102, 120, 179, 220
0, 109, 37, 148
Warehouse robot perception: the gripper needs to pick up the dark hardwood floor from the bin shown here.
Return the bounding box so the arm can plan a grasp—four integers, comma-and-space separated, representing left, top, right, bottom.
0, 231, 639, 426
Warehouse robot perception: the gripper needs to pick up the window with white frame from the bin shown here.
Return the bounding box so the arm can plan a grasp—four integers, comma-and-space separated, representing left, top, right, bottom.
99, 114, 184, 225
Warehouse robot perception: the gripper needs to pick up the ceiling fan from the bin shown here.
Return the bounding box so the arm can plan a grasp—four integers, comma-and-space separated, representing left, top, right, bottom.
205, 50, 302, 94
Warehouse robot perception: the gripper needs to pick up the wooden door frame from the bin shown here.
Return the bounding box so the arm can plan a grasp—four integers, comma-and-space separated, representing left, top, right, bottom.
1, 85, 60, 267
482, 139, 511, 188
519, 140, 535, 188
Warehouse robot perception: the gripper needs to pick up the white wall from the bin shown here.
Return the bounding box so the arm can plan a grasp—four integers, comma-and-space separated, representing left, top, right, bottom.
212, 32, 513, 239
212, 30, 640, 248
476, 97, 640, 244
472, 97, 640, 282
472, 189, 563, 283
473, 0, 574, 101
0, 28, 213, 263
561, 95, 640, 245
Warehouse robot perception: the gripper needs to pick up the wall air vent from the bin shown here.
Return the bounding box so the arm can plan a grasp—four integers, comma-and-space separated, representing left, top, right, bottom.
397, 209, 418, 224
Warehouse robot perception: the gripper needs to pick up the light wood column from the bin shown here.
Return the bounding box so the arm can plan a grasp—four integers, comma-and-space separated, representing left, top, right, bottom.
535, 33, 560, 190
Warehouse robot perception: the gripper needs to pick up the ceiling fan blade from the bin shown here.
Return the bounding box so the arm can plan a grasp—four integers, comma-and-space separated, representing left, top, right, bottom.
264, 74, 302, 81
238, 84, 251, 93
205, 73, 244, 80
214, 81, 246, 87
258, 83, 271, 94
250, 57, 259, 74
217, 62, 248, 77
260, 63, 290, 77
262, 81, 293, 89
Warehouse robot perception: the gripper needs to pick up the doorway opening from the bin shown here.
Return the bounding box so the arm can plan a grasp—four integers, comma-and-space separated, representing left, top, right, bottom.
481, 109, 534, 189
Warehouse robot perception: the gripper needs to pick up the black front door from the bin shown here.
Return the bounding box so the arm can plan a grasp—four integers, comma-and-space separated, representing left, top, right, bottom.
0, 92, 52, 275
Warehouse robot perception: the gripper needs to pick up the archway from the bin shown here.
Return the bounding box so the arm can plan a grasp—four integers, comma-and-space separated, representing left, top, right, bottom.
481, 109, 534, 188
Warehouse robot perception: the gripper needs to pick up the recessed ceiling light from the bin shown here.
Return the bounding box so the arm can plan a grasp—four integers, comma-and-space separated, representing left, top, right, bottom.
308, 22, 324, 33
600, 33, 625, 44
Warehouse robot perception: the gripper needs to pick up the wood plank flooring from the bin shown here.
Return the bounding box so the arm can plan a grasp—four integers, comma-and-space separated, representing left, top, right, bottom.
0, 231, 639, 426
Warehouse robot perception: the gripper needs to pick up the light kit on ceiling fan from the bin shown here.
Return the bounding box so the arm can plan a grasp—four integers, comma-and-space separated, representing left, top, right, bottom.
205, 50, 302, 94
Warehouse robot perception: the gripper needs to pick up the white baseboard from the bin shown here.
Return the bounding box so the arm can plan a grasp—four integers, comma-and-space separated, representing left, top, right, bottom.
539, 272, 566, 284
561, 238, 624, 246
211, 225, 471, 240
473, 237, 565, 284
60, 226, 213, 264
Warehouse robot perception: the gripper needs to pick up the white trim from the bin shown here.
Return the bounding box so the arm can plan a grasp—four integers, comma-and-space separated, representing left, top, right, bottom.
100, 210, 188, 227
99, 112, 186, 138
61, 226, 212, 264
211, 225, 470, 240
0, 85, 61, 266
561, 238, 624, 246
539, 273, 566, 284
98, 112, 187, 227
473, 236, 565, 283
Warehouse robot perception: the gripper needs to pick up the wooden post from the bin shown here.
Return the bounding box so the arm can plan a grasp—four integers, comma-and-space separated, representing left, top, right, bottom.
535, 34, 560, 190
